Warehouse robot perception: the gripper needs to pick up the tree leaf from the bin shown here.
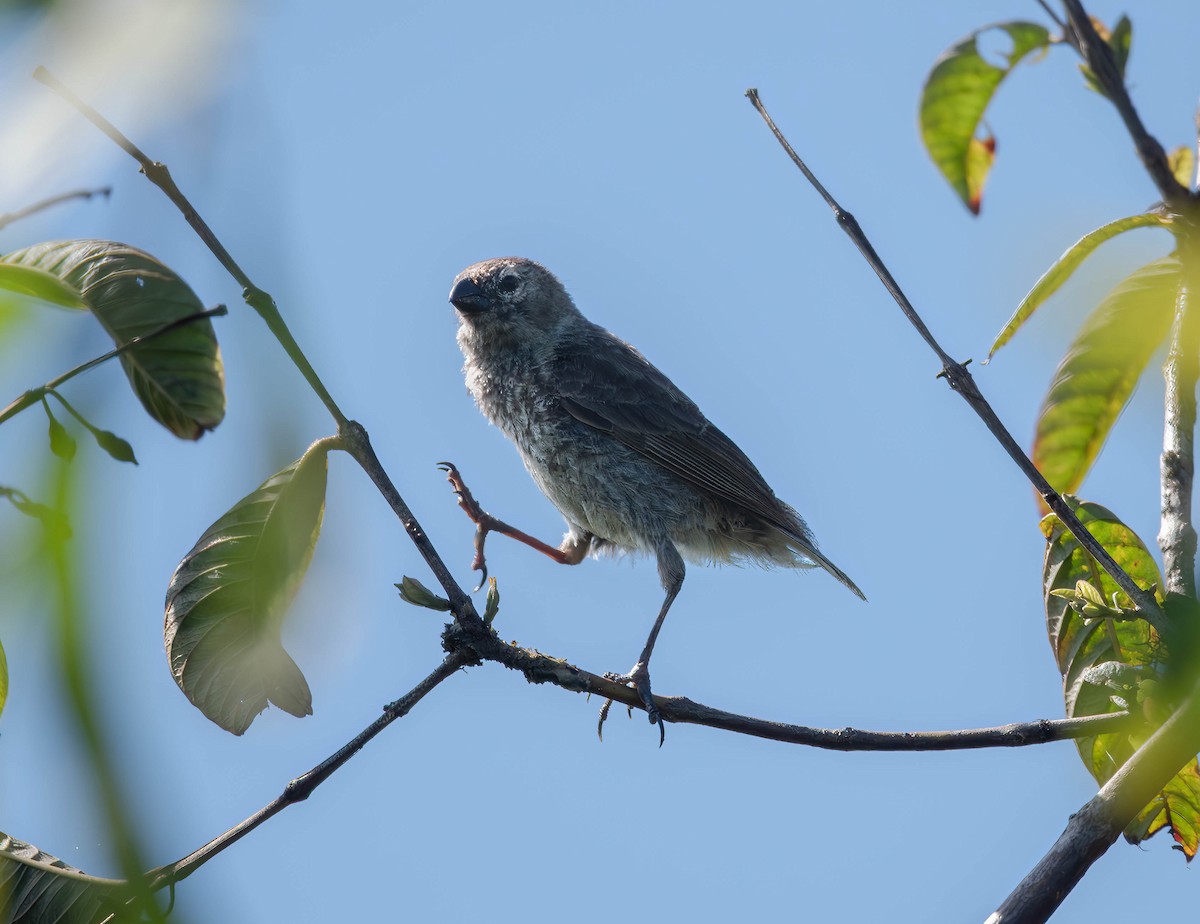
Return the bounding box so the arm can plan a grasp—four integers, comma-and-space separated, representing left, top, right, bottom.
1032, 257, 1179, 504
1041, 500, 1198, 857
1167, 145, 1196, 190
90, 429, 137, 465
0, 241, 225, 440
0, 263, 87, 310
43, 405, 76, 463
0, 639, 7, 719
988, 212, 1172, 359
0, 486, 70, 539
0, 832, 129, 923
919, 21, 1052, 213
164, 440, 332, 734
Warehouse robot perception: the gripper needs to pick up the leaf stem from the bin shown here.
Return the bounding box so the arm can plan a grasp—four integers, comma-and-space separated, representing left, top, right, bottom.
743, 87, 1167, 632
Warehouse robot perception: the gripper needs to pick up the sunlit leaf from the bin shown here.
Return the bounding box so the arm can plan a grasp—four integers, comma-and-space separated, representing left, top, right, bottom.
1041, 500, 1197, 857
988, 212, 1172, 358
1033, 257, 1178, 503
164, 440, 332, 734
919, 21, 1052, 213
0, 241, 225, 439
0, 832, 129, 923
483, 577, 500, 626
0, 640, 7, 719
1126, 761, 1200, 859
1167, 146, 1196, 190
0, 263, 86, 310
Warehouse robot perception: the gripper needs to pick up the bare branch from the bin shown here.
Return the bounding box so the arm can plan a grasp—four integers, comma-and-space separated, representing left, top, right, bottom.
441, 621, 1135, 751
0, 186, 111, 232
144, 652, 472, 891
743, 88, 1167, 631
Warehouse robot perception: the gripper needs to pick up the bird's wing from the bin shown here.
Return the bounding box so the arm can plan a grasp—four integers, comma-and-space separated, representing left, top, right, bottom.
552, 325, 805, 540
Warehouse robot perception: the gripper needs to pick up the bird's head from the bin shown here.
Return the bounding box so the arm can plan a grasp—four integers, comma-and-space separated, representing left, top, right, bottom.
449, 258, 580, 353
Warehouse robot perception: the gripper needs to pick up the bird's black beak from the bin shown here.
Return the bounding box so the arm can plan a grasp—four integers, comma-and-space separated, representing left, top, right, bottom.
449, 277, 492, 313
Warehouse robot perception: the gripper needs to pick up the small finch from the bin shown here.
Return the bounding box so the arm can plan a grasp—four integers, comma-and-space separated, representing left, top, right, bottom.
447, 257, 863, 742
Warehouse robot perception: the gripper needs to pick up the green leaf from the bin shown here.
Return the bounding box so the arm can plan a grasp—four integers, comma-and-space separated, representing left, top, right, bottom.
1041, 500, 1198, 857
988, 212, 1172, 358
164, 440, 332, 734
43, 403, 75, 463
396, 576, 452, 611
0, 638, 7, 719
1033, 257, 1179, 501
1167, 145, 1196, 190
0, 262, 87, 309
0, 241, 225, 440
919, 21, 1052, 213
0, 832, 129, 923
90, 428, 137, 465
483, 577, 500, 626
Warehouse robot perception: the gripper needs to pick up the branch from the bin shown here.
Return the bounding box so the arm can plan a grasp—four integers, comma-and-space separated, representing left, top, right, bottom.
142, 652, 471, 892
32, 66, 348, 428
0, 306, 228, 427
441, 621, 1135, 751
30, 67, 480, 624
990, 676, 1200, 923
1058, 0, 1192, 207
0, 186, 111, 232
743, 88, 1167, 632
1158, 240, 1199, 598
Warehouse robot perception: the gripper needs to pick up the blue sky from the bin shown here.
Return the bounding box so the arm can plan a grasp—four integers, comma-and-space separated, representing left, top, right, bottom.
2, 1, 1199, 921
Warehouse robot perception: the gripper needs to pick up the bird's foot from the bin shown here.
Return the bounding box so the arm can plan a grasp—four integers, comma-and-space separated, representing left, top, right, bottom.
598, 662, 664, 746
437, 461, 493, 591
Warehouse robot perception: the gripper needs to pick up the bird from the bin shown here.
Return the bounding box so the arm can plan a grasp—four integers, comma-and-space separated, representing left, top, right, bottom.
446, 256, 864, 742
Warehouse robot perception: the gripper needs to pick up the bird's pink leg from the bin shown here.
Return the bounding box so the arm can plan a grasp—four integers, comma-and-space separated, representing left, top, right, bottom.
438, 462, 590, 590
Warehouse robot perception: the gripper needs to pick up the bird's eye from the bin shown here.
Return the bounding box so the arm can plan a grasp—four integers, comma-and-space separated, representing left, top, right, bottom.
497, 274, 519, 294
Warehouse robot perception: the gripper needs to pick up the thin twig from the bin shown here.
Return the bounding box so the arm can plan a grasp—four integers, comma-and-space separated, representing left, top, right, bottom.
1033, 0, 1066, 32
989, 676, 1200, 923
0, 186, 111, 232
0, 306, 227, 427
31, 66, 348, 428
143, 652, 472, 892
1059, 0, 1191, 207
1158, 243, 1199, 598
441, 621, 1136, 750
743, 87, 1167, 631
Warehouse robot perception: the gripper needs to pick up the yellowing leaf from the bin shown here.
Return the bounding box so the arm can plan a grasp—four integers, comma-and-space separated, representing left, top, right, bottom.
919, 21, 1052, 213
1033, 257, 1179, 504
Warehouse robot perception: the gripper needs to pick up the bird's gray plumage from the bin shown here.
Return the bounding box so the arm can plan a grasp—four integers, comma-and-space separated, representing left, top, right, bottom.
449, 256, 864, 599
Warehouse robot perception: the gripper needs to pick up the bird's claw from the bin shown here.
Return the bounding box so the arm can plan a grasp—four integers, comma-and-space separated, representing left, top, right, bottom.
438, 461, 493, 593
598, 663, 664, 746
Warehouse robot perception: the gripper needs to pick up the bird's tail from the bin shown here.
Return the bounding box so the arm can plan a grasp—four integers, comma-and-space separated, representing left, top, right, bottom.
803, 544, 866, 601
